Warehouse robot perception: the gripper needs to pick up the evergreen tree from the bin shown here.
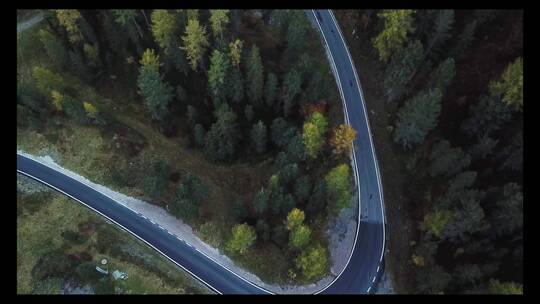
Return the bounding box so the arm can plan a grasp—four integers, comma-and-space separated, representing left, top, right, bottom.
393, 88, 442, 149
150, 9, 187, 73
229, 38, 243, 68
372, 9, 416, 62
143, 159, 170, 202
295, 244, 328, 280
250, 120, 267, 154
192, 124, 206, 148
32, 66, 66, 95
428, 57, 456, 94
490, 183, 523, 237
283, 67, 302, 117
182, 19, 209, 71
245, 44, 264, 106
425, 10, 455, 60
325, 164, 352, 214
461, 93, 512, 137
38, 28, 68, 69
204, 103, 240, 162
265, 72, 278, 108
55, 9, 84, 44
137, 49, 174, 122
294, 175, 311, 203
489, 57, 523, 112
244, 104, 254, 122
383, 40, 425, 102
209, 10, 230, 39
289, 225, 311, 249
271, 118, 293, 147
253, 188, 269, 215
229, 68, 244, 103
428, 139, 471, 178
226, 223, 257, 254
208, 49, 231, 106
302, 112, 328, 159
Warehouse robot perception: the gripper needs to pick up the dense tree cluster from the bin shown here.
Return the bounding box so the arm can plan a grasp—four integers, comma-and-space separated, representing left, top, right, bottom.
368, 9, 523, 294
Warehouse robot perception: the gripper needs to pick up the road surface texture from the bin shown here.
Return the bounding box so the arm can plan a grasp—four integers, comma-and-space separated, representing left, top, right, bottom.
16, 10, 385, 294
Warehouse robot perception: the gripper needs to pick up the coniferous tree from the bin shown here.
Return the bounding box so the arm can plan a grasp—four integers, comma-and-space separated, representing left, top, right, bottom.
208, 49, 231, 106
137, 49, 174, 122
250, 120, 267, 154
245, 44, 264, 106
393, 88, 442, 149
383, 40, 425, 102
182, 19, 209, 71
204, 103, 240, 162
283, 67, 302, 117
372, 9, 416, 63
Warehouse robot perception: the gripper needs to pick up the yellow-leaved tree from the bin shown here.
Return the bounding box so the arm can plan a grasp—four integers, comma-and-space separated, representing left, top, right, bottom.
330, 124, 357, 158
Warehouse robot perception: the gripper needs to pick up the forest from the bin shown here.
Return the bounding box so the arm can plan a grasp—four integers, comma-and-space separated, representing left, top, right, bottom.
335, 9, 523, 294
17, 9, 523, 294
17, 9, 355, 286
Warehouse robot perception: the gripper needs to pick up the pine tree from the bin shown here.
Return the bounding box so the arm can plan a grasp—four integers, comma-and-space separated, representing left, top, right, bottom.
253, 188, 269, 215
112, 9, 144, 55
137, 49, 174, 122
428, 57, 455, 94
295, 244, 328, 280
325, 164, 352, 214
421, 209, 453, 238
228, 68, 244, 103
208, 49, 231, 106
182, 19, 209, 71
192, 124, 206, 148
38, 28, 68, 69
461, 93, 512, 137
210, 10, 230, 39
489, 57, 523, 111
283, 67, 301, 117
229, 38, 243, 68
265, 72, 278, 108
383, 40, 425, 102
55, 9, 84, 44
226, 223, 257, 254
244, 104, 254, 122
294, 175, 311, 203
245, 44, 264, 106
302, 112, 328, 159
250, 120, 267, 154
428, 139, 471, 178
286, 208, 305, 231
32, 66, 66, 95
372, 9, 416, 63
425, 10, 455, 60
289, 225, 311, 249
204, 103, 240, 162
393, 88, 442, 149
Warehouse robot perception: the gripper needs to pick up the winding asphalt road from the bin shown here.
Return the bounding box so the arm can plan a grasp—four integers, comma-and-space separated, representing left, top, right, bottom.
16, 10, 385, 294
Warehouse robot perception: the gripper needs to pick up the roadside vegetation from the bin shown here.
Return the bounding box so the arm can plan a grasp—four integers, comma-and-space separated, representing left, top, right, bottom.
17, 174, 212, 294
17, 9, 354, 286
335, 9, 522, 294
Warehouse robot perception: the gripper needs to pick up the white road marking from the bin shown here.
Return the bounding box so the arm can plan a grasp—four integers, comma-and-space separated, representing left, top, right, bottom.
17, 9, 384, 295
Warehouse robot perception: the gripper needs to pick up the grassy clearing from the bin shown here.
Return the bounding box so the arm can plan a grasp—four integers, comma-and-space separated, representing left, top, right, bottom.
17, 177, 212, 294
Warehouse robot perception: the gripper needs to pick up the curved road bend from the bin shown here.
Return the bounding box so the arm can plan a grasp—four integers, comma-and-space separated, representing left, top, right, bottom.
310, 9, 386, 294
16, 9, 385, 294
